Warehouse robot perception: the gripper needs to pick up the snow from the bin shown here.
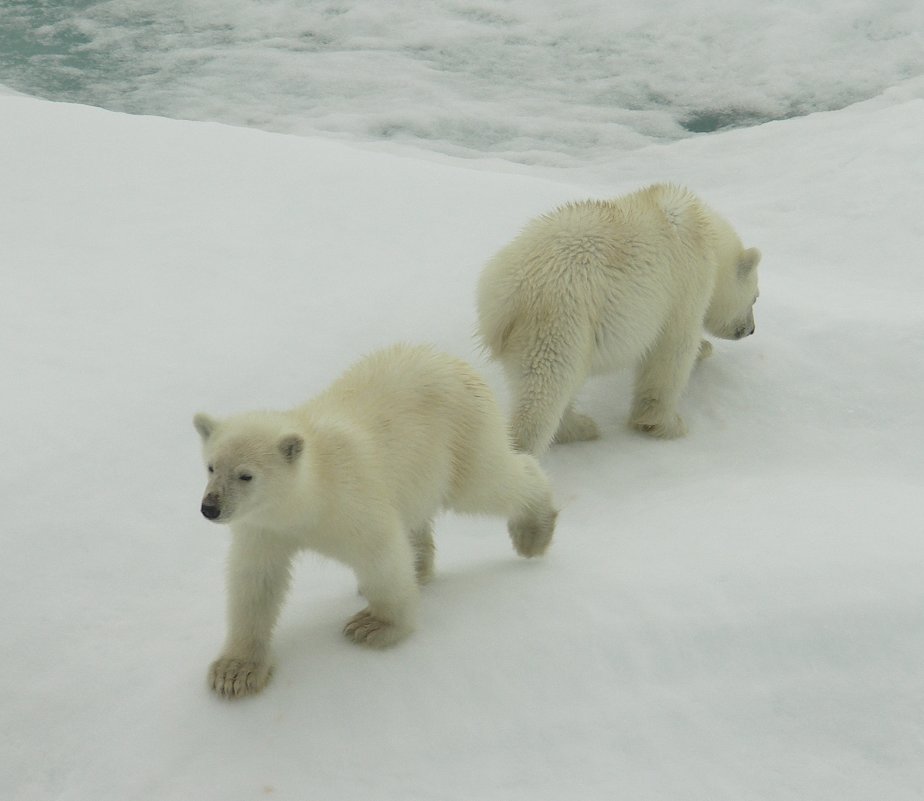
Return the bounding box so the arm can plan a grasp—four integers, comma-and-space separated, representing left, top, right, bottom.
1, 1, 923, 165
3, 79, 924, 801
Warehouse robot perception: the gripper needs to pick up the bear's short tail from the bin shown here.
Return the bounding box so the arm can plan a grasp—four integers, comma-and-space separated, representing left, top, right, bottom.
476, 306, 516, 360
476, 264, 522, 360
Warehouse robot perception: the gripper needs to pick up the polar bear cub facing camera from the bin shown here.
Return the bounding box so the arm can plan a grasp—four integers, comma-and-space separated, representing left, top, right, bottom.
194, 344, 557, 698
477, 183, 761, 453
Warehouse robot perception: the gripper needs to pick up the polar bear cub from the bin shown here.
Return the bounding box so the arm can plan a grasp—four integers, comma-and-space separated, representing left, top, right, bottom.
477, 183, 761, 453
194, 344, 557, 698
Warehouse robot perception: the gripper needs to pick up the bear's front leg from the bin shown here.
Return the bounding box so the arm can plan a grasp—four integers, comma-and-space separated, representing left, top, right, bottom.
344, 523, 419, 648
630, 323, 701, 439
209, 531, 296, 699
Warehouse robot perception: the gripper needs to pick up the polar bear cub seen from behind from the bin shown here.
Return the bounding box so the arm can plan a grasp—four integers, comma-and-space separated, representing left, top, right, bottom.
194, 344, 557, 698
477, 183, 761, 453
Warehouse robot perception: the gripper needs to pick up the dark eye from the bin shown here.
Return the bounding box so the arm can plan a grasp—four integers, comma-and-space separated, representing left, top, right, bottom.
207, 465, 214, 473
239, 473, 253, 482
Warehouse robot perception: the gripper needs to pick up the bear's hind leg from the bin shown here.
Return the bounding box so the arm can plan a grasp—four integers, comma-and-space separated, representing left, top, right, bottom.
505, 328, 591, 455
449, 443, 557, 559
505, 453, 558, 558
410, 520, 435, 585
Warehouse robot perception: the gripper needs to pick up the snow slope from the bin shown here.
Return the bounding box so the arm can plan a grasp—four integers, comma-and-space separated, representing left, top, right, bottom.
2, 87, 923, 800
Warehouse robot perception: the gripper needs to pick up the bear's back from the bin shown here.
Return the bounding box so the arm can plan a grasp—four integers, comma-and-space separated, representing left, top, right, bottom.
310, 345, 490, 455
303, 344, 500, 523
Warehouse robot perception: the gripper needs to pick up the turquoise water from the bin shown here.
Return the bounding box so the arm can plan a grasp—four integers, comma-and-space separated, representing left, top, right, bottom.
1, 1, 921, 167
1, 1, 98, 95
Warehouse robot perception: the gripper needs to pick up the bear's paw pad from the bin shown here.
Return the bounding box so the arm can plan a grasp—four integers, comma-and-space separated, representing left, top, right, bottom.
209, 657, 272, 698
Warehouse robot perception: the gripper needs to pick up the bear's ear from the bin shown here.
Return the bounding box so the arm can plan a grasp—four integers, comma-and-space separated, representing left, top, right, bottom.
279, 434, 304, 463
193, 413, 218, 441
738, 247, 761, 278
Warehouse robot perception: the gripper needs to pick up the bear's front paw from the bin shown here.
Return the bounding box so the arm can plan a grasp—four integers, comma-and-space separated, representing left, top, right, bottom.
343, 609, 412, 648
696, 339, 713, 362
630, 397, 688, 439
631, 415, 688, 439
209, 656, 272, 698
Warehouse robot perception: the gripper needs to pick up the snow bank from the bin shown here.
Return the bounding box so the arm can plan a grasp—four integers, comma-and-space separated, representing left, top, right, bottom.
2, 89, 923, 800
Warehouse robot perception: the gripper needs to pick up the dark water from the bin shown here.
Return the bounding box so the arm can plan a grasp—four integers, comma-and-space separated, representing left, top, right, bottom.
1, 1, 919, 166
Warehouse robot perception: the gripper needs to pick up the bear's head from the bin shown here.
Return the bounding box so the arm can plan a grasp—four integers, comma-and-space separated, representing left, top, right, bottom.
703, 213, 761, 341
193, 411, 304, 525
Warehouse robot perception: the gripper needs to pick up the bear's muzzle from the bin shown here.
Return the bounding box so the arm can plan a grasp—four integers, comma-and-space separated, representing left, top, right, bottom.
201, 493, 221, 520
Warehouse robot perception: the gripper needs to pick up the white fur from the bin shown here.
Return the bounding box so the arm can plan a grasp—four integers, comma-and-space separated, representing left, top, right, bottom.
477, 183, 761, 453
194, 344, 557, 698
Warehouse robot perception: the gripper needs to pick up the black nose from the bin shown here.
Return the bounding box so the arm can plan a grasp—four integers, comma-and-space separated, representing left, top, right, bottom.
736, 324, 755, 339
201, 503, 220, 520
